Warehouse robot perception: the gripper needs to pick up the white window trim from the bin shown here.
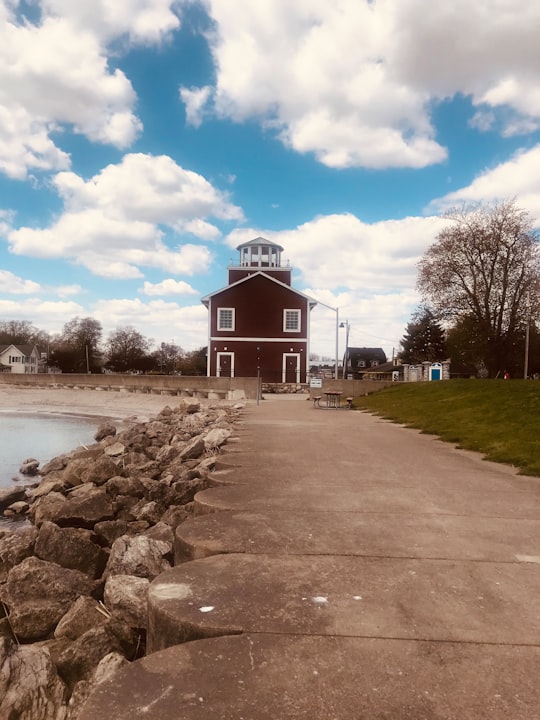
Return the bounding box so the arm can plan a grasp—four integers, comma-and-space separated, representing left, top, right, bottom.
283, 308, 301, 332
217, 307, 235, 331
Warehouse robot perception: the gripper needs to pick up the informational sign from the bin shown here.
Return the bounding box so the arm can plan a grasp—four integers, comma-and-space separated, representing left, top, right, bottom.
310, 377, 323, 388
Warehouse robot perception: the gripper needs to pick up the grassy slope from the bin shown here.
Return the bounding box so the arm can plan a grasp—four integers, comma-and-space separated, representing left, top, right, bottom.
353, 379, 540, 476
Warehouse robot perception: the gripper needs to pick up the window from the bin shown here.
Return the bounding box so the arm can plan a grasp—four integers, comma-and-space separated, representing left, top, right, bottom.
283, 309, 301, 332
218, 307, 235, 331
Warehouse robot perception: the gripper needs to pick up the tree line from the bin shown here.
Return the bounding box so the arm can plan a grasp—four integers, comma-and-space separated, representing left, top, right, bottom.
0, 318, 207, 375
399, 200, 540, 378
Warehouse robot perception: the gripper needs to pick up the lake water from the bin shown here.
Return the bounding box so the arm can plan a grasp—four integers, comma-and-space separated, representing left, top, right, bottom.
0, 412, 99, 490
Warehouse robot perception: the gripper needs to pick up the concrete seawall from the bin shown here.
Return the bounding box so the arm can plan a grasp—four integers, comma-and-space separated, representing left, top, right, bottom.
0, 373, 258, 401
0, 374, 393, 402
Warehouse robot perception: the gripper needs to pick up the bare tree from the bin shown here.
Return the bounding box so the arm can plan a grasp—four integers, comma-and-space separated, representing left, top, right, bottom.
106, 326, 153, 372
417, 200, 540, 376
56, 316, 103, 373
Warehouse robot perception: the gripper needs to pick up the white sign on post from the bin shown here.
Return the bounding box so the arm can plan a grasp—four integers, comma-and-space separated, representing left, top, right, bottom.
310, 378, 323, 388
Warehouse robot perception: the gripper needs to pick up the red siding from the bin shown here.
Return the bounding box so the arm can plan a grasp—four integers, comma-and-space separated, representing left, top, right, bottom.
210, 274, 308, 338
207, 273, 311, 382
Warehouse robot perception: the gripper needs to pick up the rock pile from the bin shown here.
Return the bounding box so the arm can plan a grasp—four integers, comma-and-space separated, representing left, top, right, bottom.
0, 399, 241, 719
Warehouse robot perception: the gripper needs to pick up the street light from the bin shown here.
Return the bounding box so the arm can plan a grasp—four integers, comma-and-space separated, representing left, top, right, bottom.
339, 321, 351, 379
315, 301, 339, 380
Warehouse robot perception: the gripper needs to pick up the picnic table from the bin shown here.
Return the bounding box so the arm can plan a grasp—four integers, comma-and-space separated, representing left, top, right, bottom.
312, 392, 353, 409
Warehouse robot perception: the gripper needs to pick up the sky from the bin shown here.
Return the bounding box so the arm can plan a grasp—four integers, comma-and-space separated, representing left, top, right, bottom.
1, 0, 540, 363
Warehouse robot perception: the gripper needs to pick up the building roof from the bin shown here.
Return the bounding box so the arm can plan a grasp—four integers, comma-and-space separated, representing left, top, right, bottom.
348, 347, 387, 363
201, 270, 317, 308
235, 236, 284, 252
0, 343, 40, 356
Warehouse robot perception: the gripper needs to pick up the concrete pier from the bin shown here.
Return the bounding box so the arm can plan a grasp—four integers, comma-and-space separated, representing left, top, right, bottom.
80, 395, 540, 719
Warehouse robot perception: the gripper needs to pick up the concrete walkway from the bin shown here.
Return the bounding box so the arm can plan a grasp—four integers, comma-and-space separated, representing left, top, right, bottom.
81, 395, 540, 719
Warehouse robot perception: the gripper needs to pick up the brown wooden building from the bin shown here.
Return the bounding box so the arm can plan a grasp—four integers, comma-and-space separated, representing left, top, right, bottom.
202, 237, 317, 383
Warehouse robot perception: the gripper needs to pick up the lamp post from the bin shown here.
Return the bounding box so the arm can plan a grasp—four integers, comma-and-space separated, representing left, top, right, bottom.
315, 301, 339, 379
339, 320, 351, 379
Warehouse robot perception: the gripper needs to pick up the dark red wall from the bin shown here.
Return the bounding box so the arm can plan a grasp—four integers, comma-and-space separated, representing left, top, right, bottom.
210, 274, 308, 338
207, 273, 311, 382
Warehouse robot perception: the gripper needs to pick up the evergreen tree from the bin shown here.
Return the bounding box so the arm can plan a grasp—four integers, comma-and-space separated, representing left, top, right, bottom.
400, 307, 446, 364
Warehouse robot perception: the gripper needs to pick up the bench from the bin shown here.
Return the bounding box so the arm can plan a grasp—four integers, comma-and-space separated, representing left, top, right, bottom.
313, 395, 322, 407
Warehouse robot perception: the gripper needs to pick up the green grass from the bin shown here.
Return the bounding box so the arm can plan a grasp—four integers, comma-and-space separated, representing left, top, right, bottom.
352, 379, 540, 476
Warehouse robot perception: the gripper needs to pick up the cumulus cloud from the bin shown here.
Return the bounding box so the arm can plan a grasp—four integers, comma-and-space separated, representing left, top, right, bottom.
0, 10, 144, 178
93, 298, 208, 351
0, 0, 184, 179
39, 0, 181, 45
227, 213, 444, 293
7, 153, 243, 278
187, 0, 540, 169
0, 270, 41, 294
429, 144, 540, 224
141, 279, 199, 296
0, 297, 85, 334
180, 85, 213, 127
225, 211, 446, 356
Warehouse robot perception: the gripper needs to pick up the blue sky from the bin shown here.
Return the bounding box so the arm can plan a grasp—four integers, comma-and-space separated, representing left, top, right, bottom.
1, 0, 540, 361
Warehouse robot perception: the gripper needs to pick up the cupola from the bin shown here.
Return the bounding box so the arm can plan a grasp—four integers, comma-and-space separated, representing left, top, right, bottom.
236, 237, 284, 268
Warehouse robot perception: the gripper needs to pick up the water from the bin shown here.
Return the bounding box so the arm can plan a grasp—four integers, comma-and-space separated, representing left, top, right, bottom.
0, 412, 99, 489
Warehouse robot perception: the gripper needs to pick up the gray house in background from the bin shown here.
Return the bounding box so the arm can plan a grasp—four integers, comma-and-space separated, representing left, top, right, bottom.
345, 347, 387, 379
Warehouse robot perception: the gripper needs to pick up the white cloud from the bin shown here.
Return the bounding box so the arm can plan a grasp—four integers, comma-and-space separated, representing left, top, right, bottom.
0, 0, 185, 181
40, 0, 181, 45
7, 153, 243, 278
53, 284, 84, 298
224, 211, 446, 357
430, 144, 540, 225
0, 269, 41, 294
0, 297, 85, 335
227, 213, 444, 293
180, 85, 213, 127
141, 279, 199, 296
0, 9, 144, 178
94, 298, 208, 350
191, 0, 540, 169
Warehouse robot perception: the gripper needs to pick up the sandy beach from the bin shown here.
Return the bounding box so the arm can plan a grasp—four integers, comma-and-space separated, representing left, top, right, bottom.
0, 385, 186, 422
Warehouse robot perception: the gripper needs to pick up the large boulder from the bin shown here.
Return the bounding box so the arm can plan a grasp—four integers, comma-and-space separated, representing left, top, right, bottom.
55, 621, 136, 691
0, 637, 67, 720
31, 485, 115, 529
105, 535, 171, 579
2, 556, 96, 641
94, 422, 117, 442
105, 475, 145, 499
0, 485, 28, 511
19, 458, 40, 476
203, 427, 232, 451
80, 456, 119, 486
55, 596, 109, 640
177, 435, 206, 461
0, 526, 38, 581
34, 521, 108, 579
104, 574, 150, 628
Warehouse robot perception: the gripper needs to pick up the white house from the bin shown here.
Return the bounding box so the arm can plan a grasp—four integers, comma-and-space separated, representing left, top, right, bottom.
0, 344, 41, 373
